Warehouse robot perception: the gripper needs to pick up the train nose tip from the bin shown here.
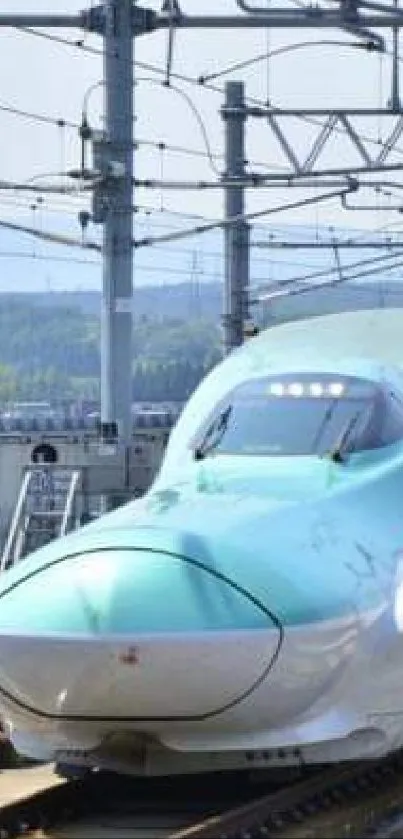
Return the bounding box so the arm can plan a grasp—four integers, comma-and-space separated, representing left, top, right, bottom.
0, 547, 282, 720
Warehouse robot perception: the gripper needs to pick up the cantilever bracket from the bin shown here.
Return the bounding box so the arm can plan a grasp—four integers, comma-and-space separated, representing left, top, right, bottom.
341, 185, 403, 210
342, 23, 385, 49
236, 0, 386, 49
340, 0, 385, 49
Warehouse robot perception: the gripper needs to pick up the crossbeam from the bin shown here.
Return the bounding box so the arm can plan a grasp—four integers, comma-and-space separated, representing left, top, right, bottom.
155, 12, 403, 29
0, 15, 84, 27
2, 6, 403, 35
219, 107, 403, 176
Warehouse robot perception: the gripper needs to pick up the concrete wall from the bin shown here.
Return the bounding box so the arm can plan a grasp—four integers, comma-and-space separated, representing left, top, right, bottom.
0, 430, 168, 550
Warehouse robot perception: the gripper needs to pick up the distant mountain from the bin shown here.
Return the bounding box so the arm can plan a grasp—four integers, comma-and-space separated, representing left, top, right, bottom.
2, 277, 403, 325
0, 283, 223, 321
0, 278, 403, 405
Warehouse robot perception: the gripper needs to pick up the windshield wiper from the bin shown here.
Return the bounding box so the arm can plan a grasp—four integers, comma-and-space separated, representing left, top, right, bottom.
325, 411, 361, 464
311, 403, 336, 454
193, 405, 232, 461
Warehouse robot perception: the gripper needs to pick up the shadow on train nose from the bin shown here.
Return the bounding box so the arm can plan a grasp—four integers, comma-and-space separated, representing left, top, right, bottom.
0, 545, 282, 720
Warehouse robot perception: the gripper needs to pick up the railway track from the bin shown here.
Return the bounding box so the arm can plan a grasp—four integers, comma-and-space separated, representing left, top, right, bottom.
0, 768, 272, 838
4, 752, 403, 838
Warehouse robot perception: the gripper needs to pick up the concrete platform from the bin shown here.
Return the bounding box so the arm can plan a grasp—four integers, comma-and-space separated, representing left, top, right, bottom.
0, 764, 64, 807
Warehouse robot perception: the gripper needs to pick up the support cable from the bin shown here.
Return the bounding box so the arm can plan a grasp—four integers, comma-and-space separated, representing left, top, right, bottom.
0, 187, 355, 254
135, 78, 221, 175
198, 38, 381, 84
0, 217, 101, 250
133, 186, 356, 248
251, 255, 403, 304
15, 26, 403, 161
253, 247, 403, 292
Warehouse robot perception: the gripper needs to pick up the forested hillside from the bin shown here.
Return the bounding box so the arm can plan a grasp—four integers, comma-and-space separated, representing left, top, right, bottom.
0, 288, 222, 403
2, 282, 222, 320
1, 277, 402, 404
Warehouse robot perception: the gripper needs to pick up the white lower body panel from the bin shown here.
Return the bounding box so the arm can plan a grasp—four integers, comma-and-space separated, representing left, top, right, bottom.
0, 612, 379, 773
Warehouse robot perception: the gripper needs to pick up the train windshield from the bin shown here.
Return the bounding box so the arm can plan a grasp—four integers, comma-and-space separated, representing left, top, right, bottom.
192, 373, 403, 458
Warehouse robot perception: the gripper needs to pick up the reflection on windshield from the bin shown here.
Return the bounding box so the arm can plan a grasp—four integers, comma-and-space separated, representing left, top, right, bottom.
196, 397, 368, 457
194, 405, 233, 460
325, 410, 364, 463
191, 374, 403, 458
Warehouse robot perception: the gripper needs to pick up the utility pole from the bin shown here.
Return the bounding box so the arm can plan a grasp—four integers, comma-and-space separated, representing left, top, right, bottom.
0, 1, 136, 450
100, 0, 134, 444
222, 82, 250, 354
391, 0, 401, 110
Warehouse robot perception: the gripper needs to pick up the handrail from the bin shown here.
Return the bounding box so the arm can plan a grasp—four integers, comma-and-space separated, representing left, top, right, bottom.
1, 470, 31, 571
60, 470, 81, 537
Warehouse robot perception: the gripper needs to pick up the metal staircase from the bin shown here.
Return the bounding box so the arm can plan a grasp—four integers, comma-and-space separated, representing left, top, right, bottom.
1, 466, 82, 571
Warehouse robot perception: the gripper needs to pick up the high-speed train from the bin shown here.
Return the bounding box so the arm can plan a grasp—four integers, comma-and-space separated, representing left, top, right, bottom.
3, 307, 403, 777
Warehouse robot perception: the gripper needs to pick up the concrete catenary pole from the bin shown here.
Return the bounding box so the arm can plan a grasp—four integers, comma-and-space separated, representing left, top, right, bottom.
101, 0, 134, 444
222, 81, 250, 355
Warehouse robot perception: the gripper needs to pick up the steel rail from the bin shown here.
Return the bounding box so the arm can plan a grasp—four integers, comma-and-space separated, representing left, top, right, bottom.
170, 754, 403, 839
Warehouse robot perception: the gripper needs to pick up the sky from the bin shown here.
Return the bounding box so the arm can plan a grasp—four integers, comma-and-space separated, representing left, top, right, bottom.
1, 1, 403, 292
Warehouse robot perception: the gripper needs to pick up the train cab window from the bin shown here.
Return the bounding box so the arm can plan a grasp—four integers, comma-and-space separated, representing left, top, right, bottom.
191, 373, 403, 459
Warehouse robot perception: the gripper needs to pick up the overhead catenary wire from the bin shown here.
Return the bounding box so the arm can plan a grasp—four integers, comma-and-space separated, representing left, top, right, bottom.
198, 38, 377, 84
1, 192, 379, 263
1, 241, 398, 284
0, 100, 75, 130
0, 250, 221, 279
251, 254, 403, 304
1, 187, 400, 264
131, 205, 403, 242
0, 187, 354, 255
0, 236, 317, 273
4, 248, 403, 286
0, 97, 247, 169
3, 25, 403, 239
14, 24, 403, 162
2, 207, 403, 288
133, 187, 355, 248
2, 22, 403, 271
2, 199, 393, 269
253, 247, 403, 290
0, 217, 101, 251
135, 77, 221, 176
0, 193, 87, 215
0, 251, 99, 266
